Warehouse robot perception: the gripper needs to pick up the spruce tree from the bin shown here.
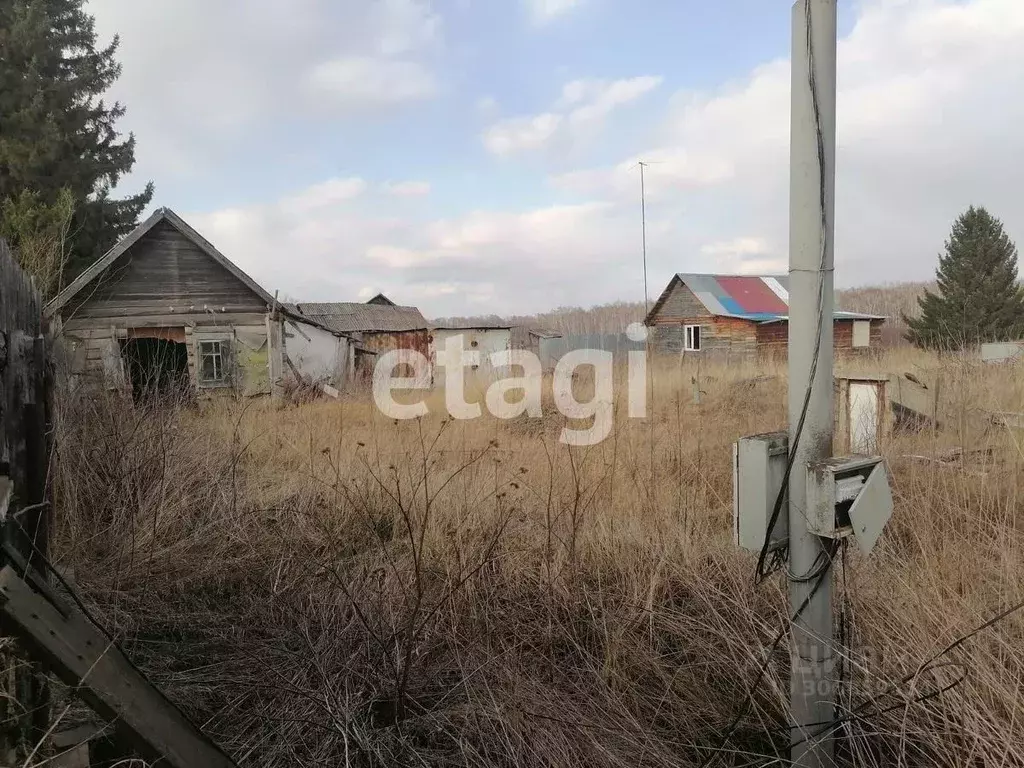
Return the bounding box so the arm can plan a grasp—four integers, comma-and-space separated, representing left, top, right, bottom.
0, 0, 152, 291
905, 206, 1024, 349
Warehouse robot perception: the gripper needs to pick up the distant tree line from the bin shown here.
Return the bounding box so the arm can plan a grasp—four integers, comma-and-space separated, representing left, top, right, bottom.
434, 286, 934, 343
433, 301, 647, 337
438, 205, 1024, 352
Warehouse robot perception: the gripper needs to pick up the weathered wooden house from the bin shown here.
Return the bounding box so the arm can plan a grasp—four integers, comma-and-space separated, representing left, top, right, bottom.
645, 273, 884, 360
45, 207, 355, 399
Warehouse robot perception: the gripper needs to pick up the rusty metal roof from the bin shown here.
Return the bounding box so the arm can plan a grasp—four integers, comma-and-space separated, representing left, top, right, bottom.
286, 302, 429, 333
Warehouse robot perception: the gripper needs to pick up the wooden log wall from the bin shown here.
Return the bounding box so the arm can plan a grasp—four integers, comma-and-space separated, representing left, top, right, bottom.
0, 239, 52, 761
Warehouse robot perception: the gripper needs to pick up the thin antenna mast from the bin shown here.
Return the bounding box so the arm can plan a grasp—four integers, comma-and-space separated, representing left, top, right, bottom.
638, 160, 655, 493
639, 161, 650, 315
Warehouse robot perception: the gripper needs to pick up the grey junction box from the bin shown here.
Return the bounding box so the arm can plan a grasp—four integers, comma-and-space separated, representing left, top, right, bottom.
733, 435, 894, 557
733, 432, 789, 553
805, 455, 893, 555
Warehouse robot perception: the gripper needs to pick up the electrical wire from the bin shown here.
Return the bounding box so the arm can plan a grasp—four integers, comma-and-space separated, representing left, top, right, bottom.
754, 0, 831, 585
836, 539, 852, 739
788, 664, 969, 751
697, 543, 838, 768
701, 3, 836, 764
788, 591, 1024, 749
708, 545, 1024, 765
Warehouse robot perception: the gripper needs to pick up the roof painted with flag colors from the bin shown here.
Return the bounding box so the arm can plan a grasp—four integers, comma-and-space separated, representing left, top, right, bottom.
645, 274, 885, 325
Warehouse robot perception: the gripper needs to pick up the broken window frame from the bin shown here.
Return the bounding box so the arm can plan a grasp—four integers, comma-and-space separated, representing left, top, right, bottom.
196, 336, 232, 388
684, 324, 702, 352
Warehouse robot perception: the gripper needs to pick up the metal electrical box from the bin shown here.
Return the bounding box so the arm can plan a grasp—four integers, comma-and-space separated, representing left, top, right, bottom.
733, 432, 789, 553
805, 454, 893, 555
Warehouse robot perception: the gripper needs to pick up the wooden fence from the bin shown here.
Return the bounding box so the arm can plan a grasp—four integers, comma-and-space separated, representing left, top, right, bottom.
0, 238, 52, 761
0, 237, 237, 768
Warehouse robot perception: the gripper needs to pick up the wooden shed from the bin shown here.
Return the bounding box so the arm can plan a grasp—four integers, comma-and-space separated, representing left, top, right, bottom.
644, 273, 885, 362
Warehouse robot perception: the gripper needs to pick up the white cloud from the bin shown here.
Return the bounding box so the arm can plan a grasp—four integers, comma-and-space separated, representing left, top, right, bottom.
188, 179, 633, 316
86, 0, 442, 176
280, 177, 367, 216
173, 0, 1024, 317
549, 0, 1024, 288
700, 238, 786, 275
559, 76, 663, 125
372, 0, 441, 55
426, 202, 615, 254
483, 76, 661, 156
367, 244, 424, 268
383, 180, 432, 197
306, 57, 437, 108
526, 0, 587, 25
483, 114, 563, 155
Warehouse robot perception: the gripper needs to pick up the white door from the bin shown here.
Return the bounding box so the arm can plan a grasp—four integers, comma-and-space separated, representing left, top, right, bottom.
849, 382, 878, 453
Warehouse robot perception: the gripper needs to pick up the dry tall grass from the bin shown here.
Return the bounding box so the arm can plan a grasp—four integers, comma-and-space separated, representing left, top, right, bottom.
50, 351, 1024, 767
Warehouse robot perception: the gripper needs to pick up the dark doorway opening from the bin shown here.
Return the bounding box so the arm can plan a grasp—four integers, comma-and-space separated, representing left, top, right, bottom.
120, 337, 191, 404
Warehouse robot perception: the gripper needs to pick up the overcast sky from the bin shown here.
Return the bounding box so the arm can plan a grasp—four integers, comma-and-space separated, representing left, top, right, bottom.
87, 0, 1024, 316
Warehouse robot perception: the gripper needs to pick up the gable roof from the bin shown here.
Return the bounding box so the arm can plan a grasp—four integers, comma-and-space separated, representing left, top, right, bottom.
45, 207, 275, 317
645, 273, 885, 325
286, 302, 429, 333
366, 293, 396, 306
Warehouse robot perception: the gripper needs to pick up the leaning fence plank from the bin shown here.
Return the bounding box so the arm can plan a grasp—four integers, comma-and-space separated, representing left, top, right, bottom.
0, 478, 10, 521
0, 566, 238, 768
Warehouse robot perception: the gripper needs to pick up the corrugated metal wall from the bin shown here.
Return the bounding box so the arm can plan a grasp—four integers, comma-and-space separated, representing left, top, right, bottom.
362, 330, 432, 386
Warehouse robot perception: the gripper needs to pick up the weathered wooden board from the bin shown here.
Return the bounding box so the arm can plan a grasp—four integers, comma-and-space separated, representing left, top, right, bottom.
52, 723, 109, 767
0, 477, 10, 521
0, 240, 42, 337
62, 220, 268, 320
0, 239, 51, 757
0, 566, 237, 768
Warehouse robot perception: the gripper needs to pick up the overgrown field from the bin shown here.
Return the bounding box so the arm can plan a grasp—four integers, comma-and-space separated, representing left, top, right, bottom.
52, 352, 1024, 767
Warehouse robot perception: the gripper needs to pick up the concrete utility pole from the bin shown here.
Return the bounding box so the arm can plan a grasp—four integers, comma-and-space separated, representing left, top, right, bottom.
788, 0, 837, 766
